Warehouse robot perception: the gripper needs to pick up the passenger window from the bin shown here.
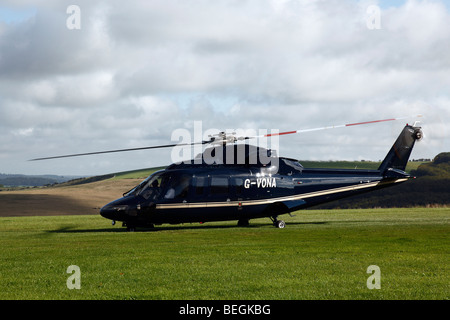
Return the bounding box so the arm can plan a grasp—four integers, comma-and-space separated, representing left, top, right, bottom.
210, 177, 229, 195
194, 176, 207, 196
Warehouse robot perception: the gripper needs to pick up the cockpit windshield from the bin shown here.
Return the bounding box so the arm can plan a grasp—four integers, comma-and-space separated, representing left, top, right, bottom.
283, 159, 303, 171
124, 170, 193, 201
124, 171, 164, 200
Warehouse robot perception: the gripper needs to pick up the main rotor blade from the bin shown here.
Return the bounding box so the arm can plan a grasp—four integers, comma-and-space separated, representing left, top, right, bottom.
29, 141, 207, 161
255, 115, 423, 139
29, 115, 422, 161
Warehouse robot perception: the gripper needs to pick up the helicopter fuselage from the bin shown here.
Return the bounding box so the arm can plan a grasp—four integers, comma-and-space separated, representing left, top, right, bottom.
99, 159, 410, 229
100, 124, 422, 230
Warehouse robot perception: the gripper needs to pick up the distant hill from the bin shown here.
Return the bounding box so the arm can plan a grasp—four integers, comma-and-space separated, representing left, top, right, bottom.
316, 152, 450, 209
413, 152, 450, 178
51, 167, 166, 187
0, 173, 84, 188
0, 166, 165, 189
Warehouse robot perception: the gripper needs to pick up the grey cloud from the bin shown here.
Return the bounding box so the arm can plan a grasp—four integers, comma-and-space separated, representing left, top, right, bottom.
0, 8, 110, 79
0, 0, 449, 175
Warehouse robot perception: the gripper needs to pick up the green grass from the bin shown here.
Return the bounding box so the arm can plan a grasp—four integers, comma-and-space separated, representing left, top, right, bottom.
0, 208, 448, 300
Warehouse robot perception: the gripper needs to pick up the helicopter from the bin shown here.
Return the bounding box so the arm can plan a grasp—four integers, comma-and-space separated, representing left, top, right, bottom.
31, 116, 423, 231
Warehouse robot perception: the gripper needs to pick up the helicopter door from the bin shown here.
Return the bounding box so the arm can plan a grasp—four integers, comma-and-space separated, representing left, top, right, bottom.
231, 177, 244, 199
209, 176, 230, 200
231, 177, 244, 212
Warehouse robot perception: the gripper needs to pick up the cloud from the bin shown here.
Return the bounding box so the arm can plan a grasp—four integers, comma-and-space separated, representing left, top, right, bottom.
0, 0, 449, 175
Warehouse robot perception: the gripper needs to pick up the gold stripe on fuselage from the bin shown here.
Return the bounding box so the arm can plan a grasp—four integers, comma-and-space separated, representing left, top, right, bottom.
155, 179, 407, 210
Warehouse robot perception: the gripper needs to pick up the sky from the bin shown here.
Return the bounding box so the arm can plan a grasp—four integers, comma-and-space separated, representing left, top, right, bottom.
0, 0, 449, 176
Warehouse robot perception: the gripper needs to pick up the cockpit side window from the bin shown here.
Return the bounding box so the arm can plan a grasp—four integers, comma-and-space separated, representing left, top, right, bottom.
138, 173, 163, 200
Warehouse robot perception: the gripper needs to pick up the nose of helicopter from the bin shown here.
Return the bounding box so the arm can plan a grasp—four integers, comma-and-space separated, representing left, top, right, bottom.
100, 202, 130, 221
99, 204, 114, 220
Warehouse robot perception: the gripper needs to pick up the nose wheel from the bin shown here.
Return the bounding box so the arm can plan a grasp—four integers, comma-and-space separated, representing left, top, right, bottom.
271, 216, 285, 229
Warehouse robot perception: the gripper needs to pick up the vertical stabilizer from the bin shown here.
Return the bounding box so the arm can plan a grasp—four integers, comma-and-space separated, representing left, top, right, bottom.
378, 125, 422, 174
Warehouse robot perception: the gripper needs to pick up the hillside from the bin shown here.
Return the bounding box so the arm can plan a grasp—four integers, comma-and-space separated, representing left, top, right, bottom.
317, 152, 450, 209
0, 167, 164, 217
0, 178, 142, 216
413, 152, 450, 178
0, 173, 83, 187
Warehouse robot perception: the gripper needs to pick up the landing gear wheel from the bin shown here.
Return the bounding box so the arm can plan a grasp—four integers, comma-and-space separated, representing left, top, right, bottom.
275, 220, 285, 229
271, 216, 285, 228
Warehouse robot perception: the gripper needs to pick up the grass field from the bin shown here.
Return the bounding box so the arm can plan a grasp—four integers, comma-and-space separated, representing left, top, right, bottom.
0, 207, 448, 300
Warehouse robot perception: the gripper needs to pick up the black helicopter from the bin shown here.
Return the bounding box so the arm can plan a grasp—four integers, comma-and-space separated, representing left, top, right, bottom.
31, 116, 423, 231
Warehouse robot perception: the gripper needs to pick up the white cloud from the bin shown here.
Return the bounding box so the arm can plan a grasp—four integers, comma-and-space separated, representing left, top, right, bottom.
0, 0, 449, 175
